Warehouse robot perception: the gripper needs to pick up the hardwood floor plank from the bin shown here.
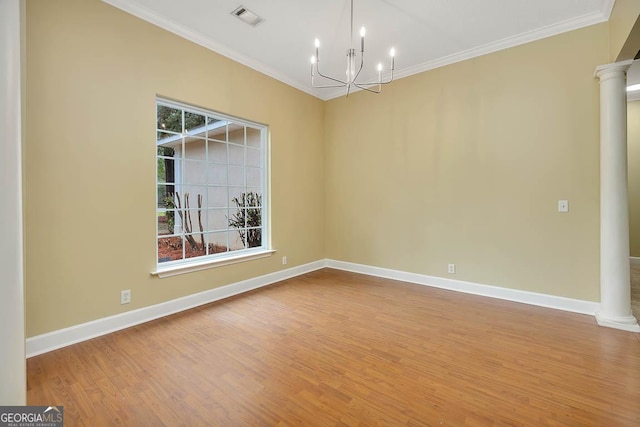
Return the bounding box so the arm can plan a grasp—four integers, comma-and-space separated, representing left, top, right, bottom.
28, 268, 640, 426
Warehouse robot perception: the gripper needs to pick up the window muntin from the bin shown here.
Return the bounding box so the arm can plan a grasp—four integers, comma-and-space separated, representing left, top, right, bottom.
156, 99, 267, 266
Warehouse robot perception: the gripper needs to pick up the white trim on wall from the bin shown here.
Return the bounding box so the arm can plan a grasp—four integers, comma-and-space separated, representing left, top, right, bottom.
0, 0, 26, 405
326, 259, 600, 315
26, 260, 326, 357
28, 258, 608, 357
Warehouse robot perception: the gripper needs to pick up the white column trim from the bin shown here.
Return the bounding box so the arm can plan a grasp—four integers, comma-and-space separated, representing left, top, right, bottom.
0, 0, 26, 405
594, 60, 633, 81
594, 59, 640, 332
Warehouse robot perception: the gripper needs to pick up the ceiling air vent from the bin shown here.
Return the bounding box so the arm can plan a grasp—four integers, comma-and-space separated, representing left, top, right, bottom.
231, 5, 264, 27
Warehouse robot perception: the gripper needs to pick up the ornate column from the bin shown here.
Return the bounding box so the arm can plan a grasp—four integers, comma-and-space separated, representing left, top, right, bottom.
594, 60, 640, 332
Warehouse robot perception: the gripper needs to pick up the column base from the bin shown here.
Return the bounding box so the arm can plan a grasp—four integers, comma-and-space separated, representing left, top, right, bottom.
595, 312, 640, 332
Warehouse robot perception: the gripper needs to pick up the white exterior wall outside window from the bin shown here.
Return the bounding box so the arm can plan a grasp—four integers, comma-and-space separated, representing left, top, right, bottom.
156, 99, 268, 270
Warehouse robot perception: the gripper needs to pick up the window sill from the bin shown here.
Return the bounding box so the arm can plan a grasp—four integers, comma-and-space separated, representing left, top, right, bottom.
151, 249, 276, 278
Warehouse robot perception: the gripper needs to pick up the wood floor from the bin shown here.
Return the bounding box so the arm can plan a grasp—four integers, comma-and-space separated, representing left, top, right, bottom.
28, 269, 640, 426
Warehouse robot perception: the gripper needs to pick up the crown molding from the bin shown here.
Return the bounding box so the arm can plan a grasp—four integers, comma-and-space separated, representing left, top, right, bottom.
100, 0, 321, 99
102, 0, 613, 102
321, 7, 612, 100
628, 91, 640, 102
601, 0, 616, 20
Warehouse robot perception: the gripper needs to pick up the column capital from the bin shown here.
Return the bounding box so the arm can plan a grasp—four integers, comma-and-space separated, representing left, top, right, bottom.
594, 59, 633, 81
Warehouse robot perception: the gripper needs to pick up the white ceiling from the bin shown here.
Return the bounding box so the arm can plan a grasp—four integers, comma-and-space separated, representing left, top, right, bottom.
103, 0, 619, 100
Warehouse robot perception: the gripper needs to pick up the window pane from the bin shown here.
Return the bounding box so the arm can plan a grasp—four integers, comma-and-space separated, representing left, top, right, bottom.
175, 187, 206, 208
246, 127, 261, 148
157, 184, 175, 207
158, 236, 184, 263
246, 167, 261, 187
207, 164, 227, 185
207, 117, 226, 140
229, 187, 246, 207
157, 105, 182, 133
207, 232, 229, 254
246, 188, 261, 200
183, 160, 207, 185
184, 111, 206, 133
184, 208, 204, 235
228, 123, 245, 145
247, 226, 262, 248
207, 209, 228, 232
246, 147, 260, 167
207, 186, 228, 208
157, 131, 179, 141
157, 157, 176, 184
184, 137, 206, 160
157, 212, 169, 235
229, 166, 244, 186
228, 229, 245, 251
208, 140, 227, 163
247, 207, 262, 228
184, 233, 206, 259
228, 144, 244, 166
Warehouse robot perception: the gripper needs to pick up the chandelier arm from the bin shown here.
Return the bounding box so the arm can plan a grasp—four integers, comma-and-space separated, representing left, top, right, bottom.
312, 81, 349, 88
315, 70, 348, 85
353, 82, 382, 94
315, 61, 348, 85
354, 68, 395, 87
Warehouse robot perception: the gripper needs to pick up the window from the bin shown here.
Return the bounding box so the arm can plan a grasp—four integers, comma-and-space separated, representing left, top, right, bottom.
156, 99, 268, 268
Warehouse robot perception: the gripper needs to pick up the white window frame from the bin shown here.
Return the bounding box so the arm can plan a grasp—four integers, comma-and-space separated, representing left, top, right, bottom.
153, 98, 272, 278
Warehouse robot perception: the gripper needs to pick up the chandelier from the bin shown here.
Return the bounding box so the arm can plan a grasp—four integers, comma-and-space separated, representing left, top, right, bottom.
310, 0, 396, 96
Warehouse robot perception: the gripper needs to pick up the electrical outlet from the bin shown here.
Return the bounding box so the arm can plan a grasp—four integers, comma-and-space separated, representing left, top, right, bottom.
558, 200, 569, 213
120, 290, 131, 305
448, 264, 455, 274
282, 256, 287, 265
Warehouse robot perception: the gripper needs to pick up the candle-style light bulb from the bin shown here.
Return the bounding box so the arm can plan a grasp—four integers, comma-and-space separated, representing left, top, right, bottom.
360, 27, 366, 37
311, 56, 316, 64
389, 47, 395, 70
360, 27, 365, 52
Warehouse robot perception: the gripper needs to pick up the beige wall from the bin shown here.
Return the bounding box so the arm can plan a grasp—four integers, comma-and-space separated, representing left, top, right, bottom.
324, 24, 608, 301
25, 0, 325, 337
609, 0, 640, 62
24, 0, 625, 338
629, 101, 640, 258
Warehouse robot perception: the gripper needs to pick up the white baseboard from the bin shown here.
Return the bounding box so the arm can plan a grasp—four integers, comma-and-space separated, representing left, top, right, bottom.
326, 259, 599, 315
595, 312, 640, 332
631, 257, 640, 266
26, 260, 327, 358
27, 258, 606, 357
